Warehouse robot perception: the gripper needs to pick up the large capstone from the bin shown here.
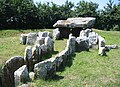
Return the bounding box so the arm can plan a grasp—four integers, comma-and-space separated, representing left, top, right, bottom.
53, 17, 96, 28
14, 65, 29, 86
1, 56, 24, 87
26, 33, 37, 45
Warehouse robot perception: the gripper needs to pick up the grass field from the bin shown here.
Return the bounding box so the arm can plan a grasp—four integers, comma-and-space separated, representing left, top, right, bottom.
0, 29, 120, 87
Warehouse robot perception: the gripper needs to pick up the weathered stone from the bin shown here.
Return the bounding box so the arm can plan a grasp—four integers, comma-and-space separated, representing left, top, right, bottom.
54, 55, 63, 70
88, 32, 99, 47
79, 30, 87, 38
32, 44, 41, 63
45, 37, 54, 52
53, 28, 60, 40
29, 72, 35, 81
24, 46, 33, 72
41, 44, 48, 55
26, 33, 37, 45
20, 34, 28, 45
105, 44, 118, 49
34, 58, 56, 79
1, 56, 24, 87
53, 17, 96, 28
14, 65, 29, 86
35, 37, 45, 45
98, 47, 106, 56
38, 31, 52, 38
98, 36, 105, 48
76, 37, 89, 51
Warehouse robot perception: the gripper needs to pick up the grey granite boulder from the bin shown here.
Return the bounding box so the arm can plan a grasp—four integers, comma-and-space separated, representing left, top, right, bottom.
32, 44, 41, 63
24, 46, 33, 72
76, 37, 89, 51
20, 34, 28, 45
38, 31, 52, 38
1, 56, 24, 87
45, 37, 54, 52
53, 28, 60, 40
14, 65, 29, 86
53, 17, 96, 28
34, 58, 56, 79
26, 33, 37, 45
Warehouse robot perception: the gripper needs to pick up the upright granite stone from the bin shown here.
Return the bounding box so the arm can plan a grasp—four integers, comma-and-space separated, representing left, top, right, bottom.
76, 37, 89, 51
98, 36, 105, 48
35, 37, 45, 45
24, 46, 33, 72
88, 32, 99, 47
26, 33, 37, 45
14, 65, 29, 86
45, 37, 54, 52
20, 34, 28, 45
98, 36, 106, 56
53, 28, 60, 40
34, 58, 56, 79
38, 31, 52, 38
1, 56, 24, 87
41, 44, 48, 55
32, 44, 41, 63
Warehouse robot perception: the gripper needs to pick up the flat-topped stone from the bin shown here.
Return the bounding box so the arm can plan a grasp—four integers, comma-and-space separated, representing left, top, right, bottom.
53, 17, 96, 28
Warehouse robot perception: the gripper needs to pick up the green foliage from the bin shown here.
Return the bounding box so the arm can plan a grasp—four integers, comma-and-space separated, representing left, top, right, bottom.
75, 0, 99, 17
0, 0, 120, 31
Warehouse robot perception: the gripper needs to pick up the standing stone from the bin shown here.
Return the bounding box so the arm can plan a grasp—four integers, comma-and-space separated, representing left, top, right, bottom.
34, 58, 56, 79
1, 56, 24, 87
14, 65, 29, 86
20, 34, 28, 45
88, 32, 99, 47
98, 36, 106, 56
24, 46, 33, 72
38, 31, 52, 38
41, 44, 48, 55
53, 28, 60, 40
26, 33, 37, 45
98, 36, 105, 48
35, 37, 45, 45
99, 47, 106, 56
79, 30, 87, 38
76, 37, 89, 51
85, 28, 92, 37
45, 37, 54, 52
32, 44, 41, 63
54, 55, 63, 70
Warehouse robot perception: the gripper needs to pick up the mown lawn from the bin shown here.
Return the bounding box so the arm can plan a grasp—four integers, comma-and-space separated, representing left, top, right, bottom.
33, 29, 120, 87
0, 29, 120, 87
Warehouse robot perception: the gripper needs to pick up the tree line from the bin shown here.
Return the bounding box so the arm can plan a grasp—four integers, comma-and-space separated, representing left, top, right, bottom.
0, 0, 120, 31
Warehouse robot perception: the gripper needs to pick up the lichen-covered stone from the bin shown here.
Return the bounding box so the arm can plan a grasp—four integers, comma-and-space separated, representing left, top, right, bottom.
14, 65, 29, 86
1, 56, 24, 87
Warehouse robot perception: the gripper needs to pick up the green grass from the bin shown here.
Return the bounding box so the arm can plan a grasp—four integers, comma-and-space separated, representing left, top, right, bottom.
0, 29, 120, 87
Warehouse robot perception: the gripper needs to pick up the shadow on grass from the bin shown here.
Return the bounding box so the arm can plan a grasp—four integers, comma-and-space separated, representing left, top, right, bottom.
57, 53, 76, 72
41, 51, 59, 61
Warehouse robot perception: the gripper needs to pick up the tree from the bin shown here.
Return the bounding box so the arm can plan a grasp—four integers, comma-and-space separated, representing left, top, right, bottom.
75, 0, 99, 17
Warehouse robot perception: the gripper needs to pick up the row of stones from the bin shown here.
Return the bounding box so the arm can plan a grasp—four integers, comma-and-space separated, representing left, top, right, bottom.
1, 32, 54, 87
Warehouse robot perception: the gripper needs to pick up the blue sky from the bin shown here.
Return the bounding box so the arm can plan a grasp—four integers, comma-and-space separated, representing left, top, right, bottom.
33, 0, 119, 9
